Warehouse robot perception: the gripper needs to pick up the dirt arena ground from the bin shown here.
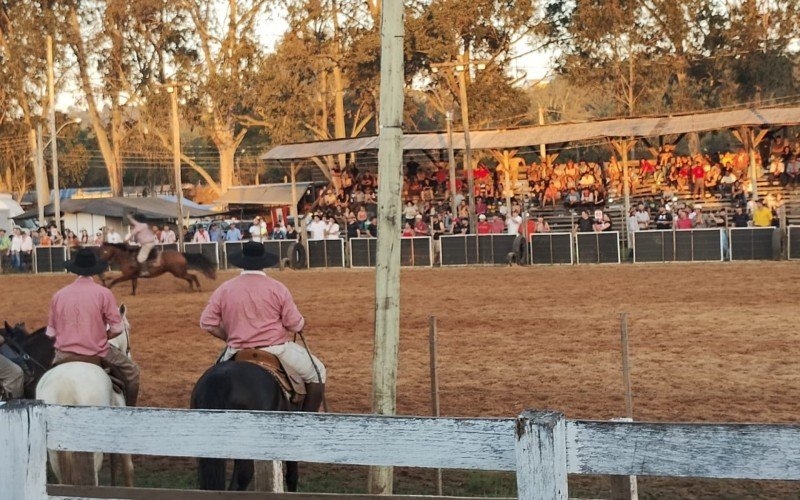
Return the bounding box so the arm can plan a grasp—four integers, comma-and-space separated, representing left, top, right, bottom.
3, 262, 800, 497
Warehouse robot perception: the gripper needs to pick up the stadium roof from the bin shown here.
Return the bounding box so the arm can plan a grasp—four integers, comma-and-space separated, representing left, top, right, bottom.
14, 196, 218, 221
215, 182, 314, 206
262, 106, 800, 161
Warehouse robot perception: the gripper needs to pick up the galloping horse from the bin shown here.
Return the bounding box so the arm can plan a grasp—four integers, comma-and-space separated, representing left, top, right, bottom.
36, 304, 135, 487
191, 362, 299, 491
98, 243, 217, 295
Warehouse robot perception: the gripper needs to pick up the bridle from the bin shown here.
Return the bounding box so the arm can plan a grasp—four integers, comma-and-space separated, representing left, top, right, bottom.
1, 330, 49, 378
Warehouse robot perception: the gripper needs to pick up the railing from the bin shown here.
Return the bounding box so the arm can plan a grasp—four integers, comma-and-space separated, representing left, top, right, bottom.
3, 401, 800, 500
632, 228, 725, 263
349, 237, 433, 268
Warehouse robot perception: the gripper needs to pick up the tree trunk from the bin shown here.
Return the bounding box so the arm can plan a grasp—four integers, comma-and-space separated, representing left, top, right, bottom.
218, 145, 236, 193
110, 101, 125, 196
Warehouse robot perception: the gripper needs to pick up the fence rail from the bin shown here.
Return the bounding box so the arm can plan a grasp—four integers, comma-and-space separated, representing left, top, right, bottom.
3, 401, 800, 500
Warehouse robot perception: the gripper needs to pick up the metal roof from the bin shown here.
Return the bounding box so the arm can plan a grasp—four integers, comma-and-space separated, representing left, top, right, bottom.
262, 106, 800, 160
14, 196, 219, 221
215, 182, 314, 206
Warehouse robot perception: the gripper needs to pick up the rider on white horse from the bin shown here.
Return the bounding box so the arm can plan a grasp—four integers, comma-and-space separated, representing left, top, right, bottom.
199, 241, 326, 412
47, 248, 140, 406
126, 212, 157, 277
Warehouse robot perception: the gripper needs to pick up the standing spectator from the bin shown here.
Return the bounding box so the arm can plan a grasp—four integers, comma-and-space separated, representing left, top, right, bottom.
107, 227, 123, 244
286, 224, 299, 240
576, 210, 594, 232
208, 223, 221, 242
19, 230, 33, 271
39, 228, 52, 246
307, 214, 326, 240
452, 217, 469, 234
403, 201, 418, 227
490, 215, 504, 234
401, 222, 415, 237
367, 217, 378, 237
160, 225, 177, 244
506, 210, 522, 236
691, 161, 706, 197
0, 229, 9, 272
635, 203, 650, 230
731, 206, 749, 227
64, 229, 79, 248
535, 216, 551, 233
413, 214, 429, 236
476, 214, 492, 234
80, 229, 90, 245
675, 210, 694, 229
271, 222, 287, 240
10, 228, 22, 270
49, 226, 63, 246
325, 216, 340, 239
752, 200, 773, 227
225, 223, 242, 242
654, 206, 673, 230
193, 226, 211, 243
593, 213, 612, 232
346, 216, 359, 239
93, 232, 103, 246
249, 216, 265, 242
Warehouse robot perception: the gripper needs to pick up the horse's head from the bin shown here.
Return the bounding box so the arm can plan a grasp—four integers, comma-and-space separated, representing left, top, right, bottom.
2, 322, 54, 398
98, 243, 116, 262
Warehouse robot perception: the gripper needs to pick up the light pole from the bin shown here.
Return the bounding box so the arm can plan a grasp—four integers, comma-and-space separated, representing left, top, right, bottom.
160, 82, 190, 251
40, 118, 81, 231
431, 59, 487, 233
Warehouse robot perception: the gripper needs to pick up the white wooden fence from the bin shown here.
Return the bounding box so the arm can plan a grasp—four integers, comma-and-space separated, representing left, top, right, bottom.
2, 401, 800, 500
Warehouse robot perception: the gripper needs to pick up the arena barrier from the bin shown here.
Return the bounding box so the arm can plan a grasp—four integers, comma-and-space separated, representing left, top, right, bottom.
789, 226, 800, 260
729, 227, 778, 261
439, 234, 479, 266
33, 246, 66, 274
307, 239, 345, 268
350, 237, 433, 267
223, 240, 300, 269
477, 234, 518, 265
575, 231, 621, 264
5, 402, 800, 500
529, 233, 573, 265
184, 242, 220, 268
632, 229, 724, 263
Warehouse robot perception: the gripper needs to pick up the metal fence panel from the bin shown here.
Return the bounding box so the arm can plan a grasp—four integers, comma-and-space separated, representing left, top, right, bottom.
576, 232, 620, 264
691, 229, 724, 261
730, 227, 775, 261
440, 235, 479, 266
789, 226, 800, 260
674, 230, 694, 261
530, 233, 573, 265
34, 246, 66, 274
633, 230, 672, 263
307, 239, 345, 268
184, 242, 219, 268
349, 238, 376, 267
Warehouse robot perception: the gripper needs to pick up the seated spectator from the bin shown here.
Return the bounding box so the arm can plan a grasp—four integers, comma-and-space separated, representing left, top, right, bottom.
580, 188, 594, 206
367, 217, 378, 237
564, 188, 580, 208
534, 216, 551, 233
767, 155, 784, 186
403, 201, 418, 227
401, 222, 414, 237
593, 212, 612, 232
785, 155, 800, 187
575, 210, 594, 232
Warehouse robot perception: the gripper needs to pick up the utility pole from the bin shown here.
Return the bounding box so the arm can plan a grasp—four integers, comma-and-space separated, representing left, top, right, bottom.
166, 83, 188, 251
35, 126, 47, 227
47, 36, 61, 232
369, 0, 404, 493
445, 111, 457, 217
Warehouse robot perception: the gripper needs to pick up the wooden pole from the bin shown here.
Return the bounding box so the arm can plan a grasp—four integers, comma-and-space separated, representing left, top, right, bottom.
428, 315, 443, 496
47, 35, 61, 232
620, 312, 633, 418
290, 163, 300, 232
169, 86, 186, 251
515, 410, 568, 499
538, 105, 547, 162
369, 0, 404, 493
747, 129, 759, 202
502, 151, 512, 217
458, 58, 476, 234
35, 126, 47, 227
30, 129, 46, 227
254, 460, 284, 493
446, 112, 457, 218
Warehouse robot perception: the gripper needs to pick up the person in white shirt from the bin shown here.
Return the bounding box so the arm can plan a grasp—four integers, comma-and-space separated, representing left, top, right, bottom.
106, 227, 123, 244
307, 214, 327, 240
634, 203, 650, 230
249, 216, 266, 242
16, 230, 33, 271
10, 228, 23, 270
193, 226, 211, 243
325, 216, 340, 239
160, 225, 177, 244
506, 210, 522, 235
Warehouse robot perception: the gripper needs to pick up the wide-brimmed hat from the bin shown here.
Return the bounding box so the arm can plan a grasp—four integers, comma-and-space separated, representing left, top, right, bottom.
228, 241, 280, 270
131, 213, 148, 223
65, 248, 108, 276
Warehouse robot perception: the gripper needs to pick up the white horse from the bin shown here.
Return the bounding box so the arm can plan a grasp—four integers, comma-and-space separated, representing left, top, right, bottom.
36, 304, 135, 486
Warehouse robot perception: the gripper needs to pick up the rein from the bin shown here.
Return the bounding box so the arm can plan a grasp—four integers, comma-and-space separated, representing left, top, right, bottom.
294, 330, 328, 413
2, 332, 50, 375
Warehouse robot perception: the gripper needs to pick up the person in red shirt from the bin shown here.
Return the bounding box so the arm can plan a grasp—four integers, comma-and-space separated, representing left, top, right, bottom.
675, 210, 694, 229
476, 214, 492, 234
413, 215, 429, 236
201, 242, 326, 412
490, 215, 505, 234
692, 163, 706, 197
47, 248, 140, 406
402, 223, 415, 237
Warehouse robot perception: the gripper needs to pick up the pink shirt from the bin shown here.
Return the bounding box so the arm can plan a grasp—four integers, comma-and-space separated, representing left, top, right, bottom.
200, 272, 304, 349
130, 220, 155, 244
46, 277, 124, 356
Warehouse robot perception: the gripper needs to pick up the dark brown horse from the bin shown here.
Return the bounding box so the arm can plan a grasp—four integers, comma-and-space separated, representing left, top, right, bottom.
98, 243, 216, 295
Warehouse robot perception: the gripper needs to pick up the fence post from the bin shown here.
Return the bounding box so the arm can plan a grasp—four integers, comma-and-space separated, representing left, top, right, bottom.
515, 410, 568, 500
0, 401, 48, 499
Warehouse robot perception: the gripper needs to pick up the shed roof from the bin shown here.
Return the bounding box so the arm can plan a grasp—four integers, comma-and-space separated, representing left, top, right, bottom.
216, 182, 314, 206
262, 106, 800, 160
13, 196, 218, 221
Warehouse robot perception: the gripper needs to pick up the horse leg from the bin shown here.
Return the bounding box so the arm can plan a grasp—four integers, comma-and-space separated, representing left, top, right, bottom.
197, 457, 227, 491
229, 459, 254, 491
109, 454, 117, 486
121, 454, 134, 487
131, 277, 138, 296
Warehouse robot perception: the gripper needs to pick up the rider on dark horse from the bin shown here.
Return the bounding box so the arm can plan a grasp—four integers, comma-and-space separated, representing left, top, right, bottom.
47, 248, 140, 406
126, 212, 157, 277
199, 241, 326, 412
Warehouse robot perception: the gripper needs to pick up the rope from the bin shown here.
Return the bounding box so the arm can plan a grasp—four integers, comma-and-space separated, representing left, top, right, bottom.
294, 330, 328, 413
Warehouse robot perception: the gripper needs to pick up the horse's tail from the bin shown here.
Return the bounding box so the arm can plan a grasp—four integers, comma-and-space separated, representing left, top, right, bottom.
184, 253, 217, 280
192, 366, 234, 490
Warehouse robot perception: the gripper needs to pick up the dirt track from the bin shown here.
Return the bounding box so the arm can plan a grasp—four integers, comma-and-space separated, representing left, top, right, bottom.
3, 262, 800, 496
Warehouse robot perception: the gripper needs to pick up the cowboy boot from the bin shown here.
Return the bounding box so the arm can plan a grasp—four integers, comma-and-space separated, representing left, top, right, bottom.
301, 382, 325, 412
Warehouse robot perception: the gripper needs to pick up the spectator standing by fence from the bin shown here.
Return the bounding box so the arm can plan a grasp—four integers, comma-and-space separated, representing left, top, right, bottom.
307, 214, 326, 240
325, 216, 340, 239
752, 200, 773, 227
0, 229, 9, 272
39, 229, 52, 246
160, 226, 177, 244
107, 227, 123, 244
225, 223, 241, 242
655, 206, 673, 229
193, 226, 211, 243
576, 210, 594, 232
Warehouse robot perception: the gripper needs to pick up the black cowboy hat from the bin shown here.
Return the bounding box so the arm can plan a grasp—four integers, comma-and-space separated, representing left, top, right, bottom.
130, 213, 148, 223
64, 248, 109, 276
228, 241, 280, 270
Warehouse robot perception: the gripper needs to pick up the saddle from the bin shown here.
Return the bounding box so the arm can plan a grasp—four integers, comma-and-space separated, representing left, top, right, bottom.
232, 349, 306, 405
53, 354, 126, 396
